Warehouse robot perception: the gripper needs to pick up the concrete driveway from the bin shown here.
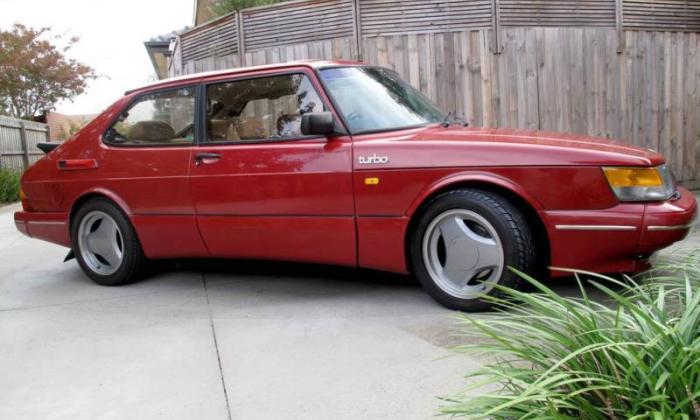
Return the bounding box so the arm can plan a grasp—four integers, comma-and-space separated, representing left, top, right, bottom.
1, 194, 698, 420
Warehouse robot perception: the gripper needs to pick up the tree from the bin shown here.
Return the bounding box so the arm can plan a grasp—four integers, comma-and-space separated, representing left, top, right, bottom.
0, 24, 96, 120
211, 0, 286, 16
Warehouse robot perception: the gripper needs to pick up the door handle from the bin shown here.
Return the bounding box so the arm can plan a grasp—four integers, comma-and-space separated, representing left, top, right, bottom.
194, 152, 221, 166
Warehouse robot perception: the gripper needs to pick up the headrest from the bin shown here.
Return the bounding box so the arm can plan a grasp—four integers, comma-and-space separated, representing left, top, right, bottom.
128, 121, 176, 142
209, 119, 230, 140
232, 116, 268, 139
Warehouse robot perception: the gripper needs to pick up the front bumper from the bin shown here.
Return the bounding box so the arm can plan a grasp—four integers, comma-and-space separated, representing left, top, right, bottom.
544, 187, 697, 275
638, 187, 698, 254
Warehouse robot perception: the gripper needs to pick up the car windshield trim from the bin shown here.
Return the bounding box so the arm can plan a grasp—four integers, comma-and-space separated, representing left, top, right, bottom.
318, 66, 445, 135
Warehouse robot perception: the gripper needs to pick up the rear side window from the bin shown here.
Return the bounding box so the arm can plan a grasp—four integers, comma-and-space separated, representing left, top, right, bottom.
105, 87, 195, 146
205, 73, 325, 143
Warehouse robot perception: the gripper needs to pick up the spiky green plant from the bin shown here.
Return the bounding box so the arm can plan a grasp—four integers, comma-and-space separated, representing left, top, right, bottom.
0, 168, 20, 202
647, 247, 700, 290
441, 254, 700, 419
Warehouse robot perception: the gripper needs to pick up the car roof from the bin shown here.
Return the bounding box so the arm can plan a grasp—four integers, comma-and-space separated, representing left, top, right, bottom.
126, 59, 363, 95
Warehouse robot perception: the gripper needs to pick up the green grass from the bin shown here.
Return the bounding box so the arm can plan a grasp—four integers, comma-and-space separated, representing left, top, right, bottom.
0, 168, 21, 203
441, 252, 700, 419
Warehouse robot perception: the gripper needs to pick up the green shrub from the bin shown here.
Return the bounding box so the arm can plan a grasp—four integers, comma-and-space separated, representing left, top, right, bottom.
211, 0, 285, 16
0, 168, 21, 203
442, 255, 700, 419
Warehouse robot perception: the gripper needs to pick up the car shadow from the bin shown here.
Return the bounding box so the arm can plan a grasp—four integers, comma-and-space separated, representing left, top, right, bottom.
150, 258, 419, 287
145, 258, 625, 310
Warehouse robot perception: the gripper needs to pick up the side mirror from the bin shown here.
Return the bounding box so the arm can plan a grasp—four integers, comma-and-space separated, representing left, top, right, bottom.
301, 112, 334, 136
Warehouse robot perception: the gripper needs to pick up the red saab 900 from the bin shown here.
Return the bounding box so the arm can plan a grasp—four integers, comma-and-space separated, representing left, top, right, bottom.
15, 61, 697, 311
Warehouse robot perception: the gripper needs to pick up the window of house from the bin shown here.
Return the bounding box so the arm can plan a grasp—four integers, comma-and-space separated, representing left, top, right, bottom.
105, 87, 196, 146
205, 74, 325, 142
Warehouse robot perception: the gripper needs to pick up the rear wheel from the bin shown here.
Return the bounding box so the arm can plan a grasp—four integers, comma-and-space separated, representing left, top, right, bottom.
71, 198, 146, 286
410, 189, 536, 311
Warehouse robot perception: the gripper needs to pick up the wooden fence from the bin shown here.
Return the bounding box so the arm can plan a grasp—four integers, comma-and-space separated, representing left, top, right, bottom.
0, 116, 50, 172
171, 0, 700, 188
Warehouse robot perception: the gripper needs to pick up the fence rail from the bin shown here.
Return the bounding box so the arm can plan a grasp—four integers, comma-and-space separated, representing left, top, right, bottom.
0, 116, 50, 172
172, 0, 700, 188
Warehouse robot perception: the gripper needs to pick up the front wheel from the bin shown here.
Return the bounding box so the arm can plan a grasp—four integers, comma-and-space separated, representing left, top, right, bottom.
71, 198, 146, 286
410, 189, 536, 311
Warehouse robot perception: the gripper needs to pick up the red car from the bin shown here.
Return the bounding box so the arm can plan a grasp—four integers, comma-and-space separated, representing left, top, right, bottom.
15, 61, 697, 310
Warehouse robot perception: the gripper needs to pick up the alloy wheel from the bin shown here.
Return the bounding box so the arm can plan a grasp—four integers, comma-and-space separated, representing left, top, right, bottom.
422, 209, 505, 299
77, 210, 124, 276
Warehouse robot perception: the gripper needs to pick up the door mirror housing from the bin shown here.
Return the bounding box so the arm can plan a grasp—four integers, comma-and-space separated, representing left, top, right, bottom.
301, 112, 335, 136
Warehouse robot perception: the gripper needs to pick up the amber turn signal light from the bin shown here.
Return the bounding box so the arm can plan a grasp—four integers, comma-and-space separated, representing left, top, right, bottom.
19, 188, 32, 212
603, 165, 676, 202
603, 167, 663, 187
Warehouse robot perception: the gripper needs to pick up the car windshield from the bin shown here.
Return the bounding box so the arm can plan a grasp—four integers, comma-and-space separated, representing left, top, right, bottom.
319, 66, 445, 134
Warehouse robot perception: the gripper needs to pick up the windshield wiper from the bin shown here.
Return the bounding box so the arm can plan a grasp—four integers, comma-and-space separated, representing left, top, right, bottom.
441, 111, 453, 128
441, 111, 469, 127
454, 115, 469, 127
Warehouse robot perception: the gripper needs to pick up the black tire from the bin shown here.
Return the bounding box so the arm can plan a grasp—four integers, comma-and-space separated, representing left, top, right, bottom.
409, 189, 536, 311
70, 197, 147, 286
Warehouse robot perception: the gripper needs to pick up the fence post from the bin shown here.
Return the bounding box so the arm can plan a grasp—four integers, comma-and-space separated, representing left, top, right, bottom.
615, 0, 625, 53
352, 0, 363, 61
237, 11, 246, 66
19, 121, 29, 171
491, 0, 502, 54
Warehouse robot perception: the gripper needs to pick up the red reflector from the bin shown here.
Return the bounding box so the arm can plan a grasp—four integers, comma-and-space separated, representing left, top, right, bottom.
57, 159, 98, 170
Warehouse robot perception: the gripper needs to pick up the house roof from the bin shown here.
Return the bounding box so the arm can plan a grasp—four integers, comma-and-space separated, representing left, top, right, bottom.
144, 27, 190, 80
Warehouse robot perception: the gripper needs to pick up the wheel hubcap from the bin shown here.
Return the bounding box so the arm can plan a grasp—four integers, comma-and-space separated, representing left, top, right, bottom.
78, 211, 124, 276
422, 209, 504, 299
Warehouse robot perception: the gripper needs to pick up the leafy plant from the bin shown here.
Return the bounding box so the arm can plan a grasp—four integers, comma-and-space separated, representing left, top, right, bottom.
210, 0, 286, 16
0, 168, 20, 203
441, 256, 700, 419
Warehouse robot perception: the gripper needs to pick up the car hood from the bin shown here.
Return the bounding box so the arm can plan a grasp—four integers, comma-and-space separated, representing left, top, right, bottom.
352, 125, 665, 169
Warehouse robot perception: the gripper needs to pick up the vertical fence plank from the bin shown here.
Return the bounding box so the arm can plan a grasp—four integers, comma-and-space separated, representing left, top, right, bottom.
469, 30, 484, 126
19, 121, 29, 170
479, 31, 493, 127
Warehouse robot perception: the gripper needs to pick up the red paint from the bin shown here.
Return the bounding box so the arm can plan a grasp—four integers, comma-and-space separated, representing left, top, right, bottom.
130, 215, 209, 259
197, 216, 356, 266
14, 210, 70, 247
14, 61, 698, 277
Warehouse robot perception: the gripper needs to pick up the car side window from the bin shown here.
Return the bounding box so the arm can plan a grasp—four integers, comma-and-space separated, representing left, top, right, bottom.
206, 74, 325, 143
105, 87, 195, 146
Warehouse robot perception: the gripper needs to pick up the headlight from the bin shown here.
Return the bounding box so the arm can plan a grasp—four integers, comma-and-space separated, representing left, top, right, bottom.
603, 165, 677, 202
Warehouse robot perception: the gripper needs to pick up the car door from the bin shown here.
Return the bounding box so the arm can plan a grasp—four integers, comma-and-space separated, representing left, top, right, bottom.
98, 85, 208, 258
190, 69, 356, 266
